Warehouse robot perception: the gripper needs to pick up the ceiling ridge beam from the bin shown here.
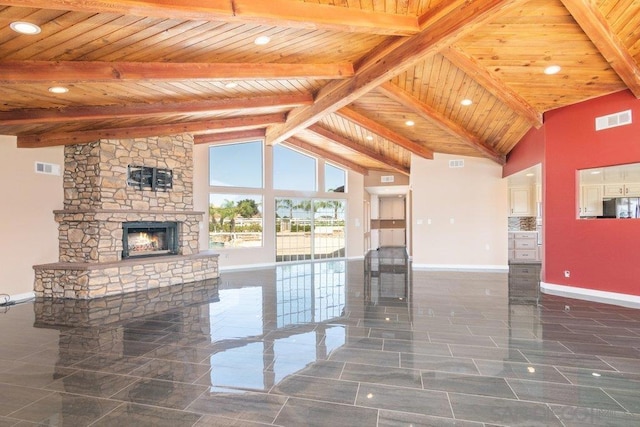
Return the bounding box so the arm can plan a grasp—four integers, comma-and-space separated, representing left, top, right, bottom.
0, 60, 354, 84
307, 124, 409, 175
284, 137, 369, 176
443, 46, 543, 128
17, 113, 286, 148
336, 107, 434, 159
0, 94, 313, 125
560, 0, 640, 98
0, 0, 418, 36
377, 82, 505, 165
266, 0, 522, 147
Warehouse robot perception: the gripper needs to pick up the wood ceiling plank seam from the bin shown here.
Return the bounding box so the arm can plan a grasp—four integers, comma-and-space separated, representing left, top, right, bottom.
13, 13, 121, 61
76, 16, 183, 60
0, 10, 91, 58
143, 22, 266, 63
102, 20, 224, 62
51, 15, 152, 61
561, 0, 640, 98
0, 8, 67, 46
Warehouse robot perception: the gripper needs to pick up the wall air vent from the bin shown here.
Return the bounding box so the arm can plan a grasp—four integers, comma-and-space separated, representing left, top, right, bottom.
35, 161, 61, 176
449, 159, 464, 168
595, 109, 632, 131
380, 175, 395, 183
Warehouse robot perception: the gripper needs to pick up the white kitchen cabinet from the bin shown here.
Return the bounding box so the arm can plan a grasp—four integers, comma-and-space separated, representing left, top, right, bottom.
509, 186, 533, 217
379, 197, 405, 219
580, 185, 603, 217
379, 228, 405, 246
508, 232, 540, 261
603, 183, 640, 198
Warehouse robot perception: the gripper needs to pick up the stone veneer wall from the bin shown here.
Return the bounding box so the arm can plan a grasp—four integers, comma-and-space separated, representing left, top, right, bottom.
34, 134, 218, 299
63, 135, 193, 211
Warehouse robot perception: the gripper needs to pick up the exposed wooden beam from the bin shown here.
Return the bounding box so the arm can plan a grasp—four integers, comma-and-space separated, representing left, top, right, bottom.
0, 0, 419, 36
561, 0, 640, 98
307, 124, 409, 175
284, 137, 369, 176
0, 94, 312, 125
233, 0, 418, 35
17, 114, 286, 148
195, 129, 266, 145
378, 82, 505, 165
442, 47, 543, 128
336, 107, 434, 159
266, 0, 521, 147
0, 61, 354, 84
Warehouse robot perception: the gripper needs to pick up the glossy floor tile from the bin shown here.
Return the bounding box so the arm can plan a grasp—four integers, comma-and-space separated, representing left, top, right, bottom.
2, 252, 640, 425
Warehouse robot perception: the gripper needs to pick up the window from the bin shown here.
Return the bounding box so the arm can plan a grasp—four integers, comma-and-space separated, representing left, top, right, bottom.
273, 145, 316, 191
325, 163, 346, 193
209, 141, 263, 188
209, 194, 262, 248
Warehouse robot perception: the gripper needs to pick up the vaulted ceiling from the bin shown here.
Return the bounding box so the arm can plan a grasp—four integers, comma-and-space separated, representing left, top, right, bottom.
1, 0, 639, 175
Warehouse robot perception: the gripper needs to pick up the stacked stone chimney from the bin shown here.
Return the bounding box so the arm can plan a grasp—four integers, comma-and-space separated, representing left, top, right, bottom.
34, 134, 218, 299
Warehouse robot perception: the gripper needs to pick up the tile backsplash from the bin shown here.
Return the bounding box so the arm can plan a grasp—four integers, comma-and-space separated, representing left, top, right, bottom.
508, 216, 537, 231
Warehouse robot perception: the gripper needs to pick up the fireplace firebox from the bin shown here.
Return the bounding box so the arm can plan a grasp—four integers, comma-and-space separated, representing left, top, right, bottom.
122, 221, 178, 259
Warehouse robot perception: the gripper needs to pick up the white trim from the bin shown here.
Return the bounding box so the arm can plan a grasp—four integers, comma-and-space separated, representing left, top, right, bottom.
219, 262, 274, 272
541, 282, 640, 309
412, 264, 508, 273
347, 255, 365, 260
6, 291, 35, 304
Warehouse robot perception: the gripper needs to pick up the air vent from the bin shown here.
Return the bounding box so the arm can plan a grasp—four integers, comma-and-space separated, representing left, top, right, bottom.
380, 175, 395, 183
35, 161, 61, 176
595, 109, 632, 131
449, 159, 464, 168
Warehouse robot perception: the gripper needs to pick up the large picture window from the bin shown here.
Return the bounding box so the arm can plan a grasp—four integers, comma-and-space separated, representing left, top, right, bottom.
273, 145, 316, 191
209, 194, 263, 248
325, 163, 346, 193
210, 141, 263, 188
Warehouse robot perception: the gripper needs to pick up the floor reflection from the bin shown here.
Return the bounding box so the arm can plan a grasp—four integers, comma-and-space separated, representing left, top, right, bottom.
2, 256, 639, 425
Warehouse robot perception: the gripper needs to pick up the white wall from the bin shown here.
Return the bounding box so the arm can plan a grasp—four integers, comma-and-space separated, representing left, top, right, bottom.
411, 153, 508, 270
0, 136, 63, 299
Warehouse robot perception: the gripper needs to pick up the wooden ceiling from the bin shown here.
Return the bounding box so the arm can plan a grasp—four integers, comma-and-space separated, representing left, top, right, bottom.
1, 0, 639, 174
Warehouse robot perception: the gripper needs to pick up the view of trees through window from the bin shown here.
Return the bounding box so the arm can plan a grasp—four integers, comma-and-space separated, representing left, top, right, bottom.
276, 198, 345, 262
208, 140, 347, 256
209, 194, 263, 248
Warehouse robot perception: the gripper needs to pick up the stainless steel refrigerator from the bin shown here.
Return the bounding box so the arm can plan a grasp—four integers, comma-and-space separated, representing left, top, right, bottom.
603, 198, 640, 218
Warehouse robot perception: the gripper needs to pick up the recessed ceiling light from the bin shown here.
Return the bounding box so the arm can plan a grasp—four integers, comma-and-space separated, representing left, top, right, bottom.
592, 372, 601, 377
366, 135, 373, 141
48, 86, 69, 94
527, 367, 536, 373
590, 170, 601, 175
461, 99, 473, 106
224, 82, 238, 89
405, 120, 415, 126
526, 173, 535, 177
544, 65, 561, 75
10, 21, 41, 35
254, 36, 271, 45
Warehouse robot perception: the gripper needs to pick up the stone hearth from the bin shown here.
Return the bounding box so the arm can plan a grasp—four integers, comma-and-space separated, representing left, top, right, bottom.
34, 134, 218, 299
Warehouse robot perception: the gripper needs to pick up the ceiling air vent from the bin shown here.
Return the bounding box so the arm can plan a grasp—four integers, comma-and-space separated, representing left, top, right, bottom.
380, 175, 395, 183
35, 161, 61, 176
595, 109, 632, 131
449, 159, 464, 168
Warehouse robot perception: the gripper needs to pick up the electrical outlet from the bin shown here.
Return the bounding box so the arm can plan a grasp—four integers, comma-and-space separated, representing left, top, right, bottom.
564, 270, 571, 278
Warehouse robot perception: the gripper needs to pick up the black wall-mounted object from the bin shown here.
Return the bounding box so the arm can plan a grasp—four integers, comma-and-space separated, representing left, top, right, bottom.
127, 165, 173, 191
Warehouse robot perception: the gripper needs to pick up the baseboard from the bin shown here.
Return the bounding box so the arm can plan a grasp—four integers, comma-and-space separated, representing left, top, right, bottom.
412, 264, 509, 273
541, 282, 640, 309
5, 291, 35, 304
219, 262, 275, 272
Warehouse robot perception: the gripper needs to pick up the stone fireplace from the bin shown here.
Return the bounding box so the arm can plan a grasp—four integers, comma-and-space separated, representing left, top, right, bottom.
34, 134, 219, 299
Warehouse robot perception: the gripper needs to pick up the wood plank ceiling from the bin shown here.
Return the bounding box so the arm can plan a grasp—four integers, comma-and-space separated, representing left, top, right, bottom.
1, 0, 639, 175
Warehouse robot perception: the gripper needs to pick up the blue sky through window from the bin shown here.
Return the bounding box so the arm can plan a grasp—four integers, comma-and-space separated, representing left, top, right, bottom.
209, 141, 263, 188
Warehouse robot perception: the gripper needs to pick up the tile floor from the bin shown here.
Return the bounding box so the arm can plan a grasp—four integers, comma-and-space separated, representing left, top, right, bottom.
2, 251, 640, 426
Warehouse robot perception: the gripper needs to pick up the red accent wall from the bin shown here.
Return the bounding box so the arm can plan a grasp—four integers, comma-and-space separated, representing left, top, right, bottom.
544, 90, 640, 295
503, 126, 545, 178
